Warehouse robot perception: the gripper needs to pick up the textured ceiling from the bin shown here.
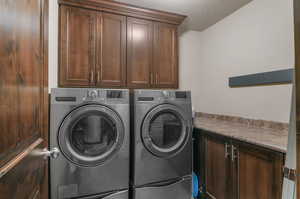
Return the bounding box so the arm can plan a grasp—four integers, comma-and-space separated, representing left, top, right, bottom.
114, 0, 252, 31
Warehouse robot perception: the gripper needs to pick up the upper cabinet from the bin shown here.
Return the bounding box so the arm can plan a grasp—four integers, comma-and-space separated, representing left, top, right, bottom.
153, 23, 178, 88
58, 0, 186, 88
97, 13, 126, 87
127, 17, 153, 88
59, 6, 97, 87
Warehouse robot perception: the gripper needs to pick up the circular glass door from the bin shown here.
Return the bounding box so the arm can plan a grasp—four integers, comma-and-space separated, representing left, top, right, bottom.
141, 104, 191, 158
58, 104, 124, 167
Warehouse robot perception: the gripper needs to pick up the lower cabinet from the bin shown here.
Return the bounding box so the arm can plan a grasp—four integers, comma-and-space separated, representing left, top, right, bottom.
196, 130, 285, 199
205, 136, 232, 199
237, 142, 284, 199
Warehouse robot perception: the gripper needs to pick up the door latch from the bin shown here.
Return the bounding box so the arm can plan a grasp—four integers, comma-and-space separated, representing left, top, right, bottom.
283, 167, 297, 182
42, 148, 60, 159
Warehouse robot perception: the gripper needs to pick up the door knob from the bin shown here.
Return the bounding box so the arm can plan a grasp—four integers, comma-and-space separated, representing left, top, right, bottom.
42, 147, 60, 159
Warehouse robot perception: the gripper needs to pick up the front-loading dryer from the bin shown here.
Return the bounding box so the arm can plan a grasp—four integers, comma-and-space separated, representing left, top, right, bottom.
132, 90, 193, 199
50, 88, 130, 199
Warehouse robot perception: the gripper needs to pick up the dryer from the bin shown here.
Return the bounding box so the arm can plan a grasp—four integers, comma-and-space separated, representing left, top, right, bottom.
132, 90, 193, 199
50, 88, 130, 199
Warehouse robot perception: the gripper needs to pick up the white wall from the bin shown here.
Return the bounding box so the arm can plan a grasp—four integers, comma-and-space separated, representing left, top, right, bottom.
179, 0, 294, 122
48, 0, 58, 92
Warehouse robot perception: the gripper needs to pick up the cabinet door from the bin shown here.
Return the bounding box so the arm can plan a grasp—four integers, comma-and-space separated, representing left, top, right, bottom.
237, 143, 284, 199
127, 17, 153, 88
205, 136, 232, 199
96, 13, 126, 87
153, 22, 178, 88
59, 5, 96, 87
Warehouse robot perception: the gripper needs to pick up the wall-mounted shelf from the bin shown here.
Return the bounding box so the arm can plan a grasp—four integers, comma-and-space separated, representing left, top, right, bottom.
229, 69, 294, 87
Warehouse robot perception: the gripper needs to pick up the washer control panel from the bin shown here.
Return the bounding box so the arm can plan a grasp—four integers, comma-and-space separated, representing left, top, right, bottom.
51, 88, 129, 104
84, 89, 124, 101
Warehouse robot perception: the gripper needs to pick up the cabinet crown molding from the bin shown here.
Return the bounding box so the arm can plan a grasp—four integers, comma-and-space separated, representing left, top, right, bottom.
58, 0, 187, 25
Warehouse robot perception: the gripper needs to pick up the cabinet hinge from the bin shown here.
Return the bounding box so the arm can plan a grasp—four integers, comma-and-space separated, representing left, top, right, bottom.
283, 167, 297, 182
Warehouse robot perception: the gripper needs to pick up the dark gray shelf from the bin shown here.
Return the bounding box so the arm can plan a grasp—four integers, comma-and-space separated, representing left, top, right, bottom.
229, 69, 294, 87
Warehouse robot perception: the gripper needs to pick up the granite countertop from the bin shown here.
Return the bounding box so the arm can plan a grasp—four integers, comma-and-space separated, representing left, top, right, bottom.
193, 113, 289, 153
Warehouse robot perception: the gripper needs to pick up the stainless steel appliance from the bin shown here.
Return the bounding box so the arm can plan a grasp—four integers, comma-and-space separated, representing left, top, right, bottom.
50, 88, 130, 199
132, 90, 193, 199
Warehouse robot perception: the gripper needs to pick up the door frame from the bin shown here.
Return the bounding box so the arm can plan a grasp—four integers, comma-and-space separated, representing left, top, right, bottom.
41, 1, 49, 198
294, 0, 300, 197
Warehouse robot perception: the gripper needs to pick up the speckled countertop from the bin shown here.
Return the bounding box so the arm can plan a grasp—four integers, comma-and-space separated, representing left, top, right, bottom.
193, 113, 289, 153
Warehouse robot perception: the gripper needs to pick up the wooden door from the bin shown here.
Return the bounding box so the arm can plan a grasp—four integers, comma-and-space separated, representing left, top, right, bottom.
127, 17, 153, 88
153, 22, 178, 88
96, 12, 126, 87
59, 5, 97, 87
0, 0, 49, 198
237, 143, 284, 199
204, 136, 232, 199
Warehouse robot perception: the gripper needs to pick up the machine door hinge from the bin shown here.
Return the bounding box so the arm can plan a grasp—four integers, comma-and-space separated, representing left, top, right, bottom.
283, 167, 297, 182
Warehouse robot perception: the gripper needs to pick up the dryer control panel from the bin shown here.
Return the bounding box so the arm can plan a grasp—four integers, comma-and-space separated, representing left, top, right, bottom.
51, 88, 129, 104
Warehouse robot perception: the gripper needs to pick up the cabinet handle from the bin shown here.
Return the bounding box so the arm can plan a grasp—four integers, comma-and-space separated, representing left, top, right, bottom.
231, 145, 237, 162
150, 73, 153, 85
156, 73, 158, 84
97, 71, 100, 83
90, 71, 94, 83
225, 143, 230, 158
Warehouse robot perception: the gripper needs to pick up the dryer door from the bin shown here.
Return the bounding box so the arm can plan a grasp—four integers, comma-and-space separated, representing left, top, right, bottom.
58, 104, 124, 167
141, 104, 191, 158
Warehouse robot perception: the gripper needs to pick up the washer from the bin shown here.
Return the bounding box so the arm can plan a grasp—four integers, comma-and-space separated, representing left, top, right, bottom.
50, 88, 130, 199
132, 90, 193, 199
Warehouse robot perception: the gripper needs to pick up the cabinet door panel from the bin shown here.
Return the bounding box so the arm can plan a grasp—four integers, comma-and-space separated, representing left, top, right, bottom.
97, 13, 126, 87
153, 23, 178, 88
59, 6, 96, 87
127, 17, 153, 88
205, 137, 231, 199
237, 144, 284, 199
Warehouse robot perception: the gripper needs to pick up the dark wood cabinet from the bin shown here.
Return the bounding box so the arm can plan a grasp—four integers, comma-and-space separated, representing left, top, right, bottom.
127, 19, 179, 88
205, 136, 232, 199
97, 12, 126, 87
58, 0, 186, 88
127, 17, 153, 88
59, 5, 97, 87
197, 130, 285, 199
153, 22, 178, 88
236, 142, 283, 199
60, 6, 126, 87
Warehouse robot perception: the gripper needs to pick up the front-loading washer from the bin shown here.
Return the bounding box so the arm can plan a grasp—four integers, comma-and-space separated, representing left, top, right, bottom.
50, 88, 130, 199
131, 90, 193, 199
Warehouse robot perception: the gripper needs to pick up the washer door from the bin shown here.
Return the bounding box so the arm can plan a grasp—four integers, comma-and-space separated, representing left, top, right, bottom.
58, 104, 124, 167
141, 104, 191, 158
